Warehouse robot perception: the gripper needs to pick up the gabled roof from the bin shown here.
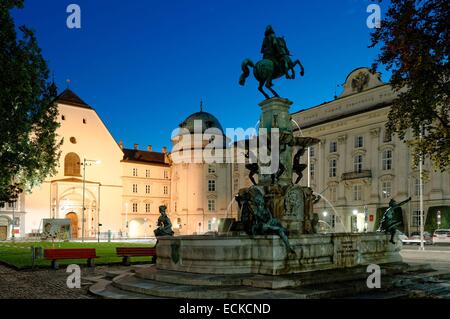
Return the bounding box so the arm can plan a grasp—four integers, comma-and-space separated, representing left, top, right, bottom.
122, 149, 169, 166
56, 89, 92, 109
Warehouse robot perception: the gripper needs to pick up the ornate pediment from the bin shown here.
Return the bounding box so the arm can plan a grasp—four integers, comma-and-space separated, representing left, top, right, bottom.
338, 67, 384, 98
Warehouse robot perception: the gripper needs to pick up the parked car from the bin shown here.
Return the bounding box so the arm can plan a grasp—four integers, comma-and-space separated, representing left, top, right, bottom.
433, 229, 450, 245
400, 231, 433, 245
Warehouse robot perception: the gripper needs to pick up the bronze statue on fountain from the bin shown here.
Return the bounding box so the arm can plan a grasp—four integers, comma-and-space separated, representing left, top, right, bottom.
235, 26, 322, 252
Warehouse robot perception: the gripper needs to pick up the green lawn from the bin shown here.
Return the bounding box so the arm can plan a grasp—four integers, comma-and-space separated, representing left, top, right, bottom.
0, 241, 155, 269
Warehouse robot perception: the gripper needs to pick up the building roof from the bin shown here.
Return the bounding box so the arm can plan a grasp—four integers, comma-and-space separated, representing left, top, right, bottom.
56, 89, 92, 109
178, 111, 224, 135
122, 149, 169, 165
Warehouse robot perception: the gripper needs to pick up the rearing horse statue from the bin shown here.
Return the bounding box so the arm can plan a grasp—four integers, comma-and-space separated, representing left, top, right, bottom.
239, 25, 305, 99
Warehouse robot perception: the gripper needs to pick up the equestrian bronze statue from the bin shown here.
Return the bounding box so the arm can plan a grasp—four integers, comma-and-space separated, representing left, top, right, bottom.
239, 25, 305, 99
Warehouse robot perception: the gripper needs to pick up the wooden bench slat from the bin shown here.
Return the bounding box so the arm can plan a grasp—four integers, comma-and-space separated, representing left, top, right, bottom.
44, 248, 97, 259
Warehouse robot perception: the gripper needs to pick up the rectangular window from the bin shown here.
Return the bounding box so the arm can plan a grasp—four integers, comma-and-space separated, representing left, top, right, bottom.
132, 184, 138, 193
132, 203, 138, 213
329, 159, 337, 178
82, 118, 86, 124
145, 203, 151, 213
355, 136, 364, 148
329, 141, 337, 153
412, 210, 424, 227
145, 185, 151, 194
354, 155, 363, 173
329, 186, 337, 202
353, 184, 362, 201
208, 199, 216, 212
146, 170, 151, 178
163, 186, 169, 195
310, 163, 315, 179
0, 202, 4, 208
164, 170, 169, 179
382, 150, 392, 170
132, 168, 138, 177
208, 180, 216, 192
208, 220, 212, 231
309, 147, 315, 157
8, 202, 15, 208
382, 181, 392, 198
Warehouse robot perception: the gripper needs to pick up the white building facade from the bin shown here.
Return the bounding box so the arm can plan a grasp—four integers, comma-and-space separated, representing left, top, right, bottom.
291, 68, 450, 234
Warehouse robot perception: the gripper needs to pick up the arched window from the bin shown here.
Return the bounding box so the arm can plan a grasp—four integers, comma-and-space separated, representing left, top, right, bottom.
64, 153, 81, 176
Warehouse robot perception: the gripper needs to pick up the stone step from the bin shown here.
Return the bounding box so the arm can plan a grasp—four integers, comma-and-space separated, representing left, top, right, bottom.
111, 272, 383, 299
89, 278, 158, 299
104, 270, 131, 280
133, 263, 410, 290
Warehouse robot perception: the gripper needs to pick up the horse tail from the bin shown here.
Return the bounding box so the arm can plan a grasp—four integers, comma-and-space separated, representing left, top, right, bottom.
239, 58, 255, 86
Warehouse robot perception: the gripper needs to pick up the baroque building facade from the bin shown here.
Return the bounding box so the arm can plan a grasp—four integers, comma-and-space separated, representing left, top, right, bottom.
291, 67, 450, 235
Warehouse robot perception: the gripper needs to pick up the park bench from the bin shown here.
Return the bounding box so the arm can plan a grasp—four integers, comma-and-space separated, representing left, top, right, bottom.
116, 247, 156, 265
44, 248, 98, 269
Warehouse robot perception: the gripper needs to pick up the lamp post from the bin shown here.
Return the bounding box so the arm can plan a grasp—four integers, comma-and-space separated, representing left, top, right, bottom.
81, 158, 101, 242
419, 128, 425, 251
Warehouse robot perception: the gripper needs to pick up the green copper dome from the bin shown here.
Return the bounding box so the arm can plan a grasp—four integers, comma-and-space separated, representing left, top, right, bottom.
178, 111, 224, 135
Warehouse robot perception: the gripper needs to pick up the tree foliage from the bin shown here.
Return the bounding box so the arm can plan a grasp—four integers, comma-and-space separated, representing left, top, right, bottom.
370, 0, 449, 171
0, 0, 62, 202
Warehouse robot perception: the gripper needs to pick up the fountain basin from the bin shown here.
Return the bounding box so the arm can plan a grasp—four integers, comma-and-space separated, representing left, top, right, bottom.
156, 232, 402, 275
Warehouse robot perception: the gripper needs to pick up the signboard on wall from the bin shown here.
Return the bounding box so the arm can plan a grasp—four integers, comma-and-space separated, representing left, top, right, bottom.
42, 219, 71, 241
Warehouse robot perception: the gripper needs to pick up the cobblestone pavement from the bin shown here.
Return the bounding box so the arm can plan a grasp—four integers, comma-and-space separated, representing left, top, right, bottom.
0, 264, 130, 299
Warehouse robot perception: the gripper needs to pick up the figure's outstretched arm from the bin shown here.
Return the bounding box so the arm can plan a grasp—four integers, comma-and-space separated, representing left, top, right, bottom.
398, 197, 412, 206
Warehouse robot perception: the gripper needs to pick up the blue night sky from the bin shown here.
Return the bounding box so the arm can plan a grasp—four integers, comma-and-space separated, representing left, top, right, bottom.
12, 0, 390, 152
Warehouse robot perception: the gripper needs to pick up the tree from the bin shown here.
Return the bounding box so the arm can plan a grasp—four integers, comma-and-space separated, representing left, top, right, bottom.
370, 0, 449, 171
0, 0, 62, 202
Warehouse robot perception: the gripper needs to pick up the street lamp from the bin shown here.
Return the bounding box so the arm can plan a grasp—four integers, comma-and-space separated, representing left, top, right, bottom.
81, 158, 101, 242
322, 211, 328, 218
437, 210, 441, 228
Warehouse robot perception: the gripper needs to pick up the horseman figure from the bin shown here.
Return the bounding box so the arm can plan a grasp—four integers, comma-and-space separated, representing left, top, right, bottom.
261, 25, 292, 79
240, 25, 304, 99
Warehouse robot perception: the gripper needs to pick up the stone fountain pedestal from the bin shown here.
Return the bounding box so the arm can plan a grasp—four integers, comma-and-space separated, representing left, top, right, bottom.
155, 233, 402, 277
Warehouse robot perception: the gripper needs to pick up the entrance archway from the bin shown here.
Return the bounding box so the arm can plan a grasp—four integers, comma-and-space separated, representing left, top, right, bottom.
66, 212, 78, 239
